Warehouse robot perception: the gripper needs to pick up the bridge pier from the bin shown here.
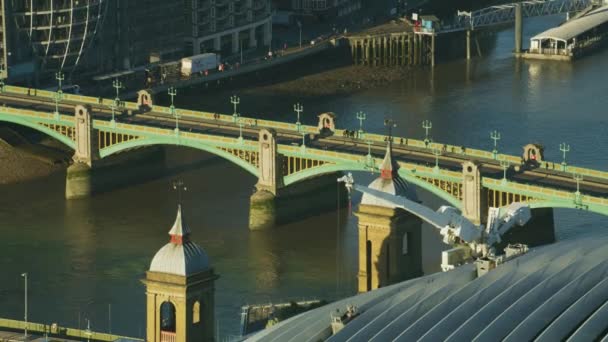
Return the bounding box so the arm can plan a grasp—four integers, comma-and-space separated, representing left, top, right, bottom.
249, 129, 282, 230
65, 105, 167, 199
66, 105, 98, 199
249, 127, 347, 230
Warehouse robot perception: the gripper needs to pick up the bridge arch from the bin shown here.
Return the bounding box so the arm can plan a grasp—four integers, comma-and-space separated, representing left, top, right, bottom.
283, 161, 462, 208
0, 116, 76, 149
99, 136, 259, 177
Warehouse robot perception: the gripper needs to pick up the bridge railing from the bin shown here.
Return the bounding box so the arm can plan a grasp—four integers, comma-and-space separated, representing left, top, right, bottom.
452, 0, 593, 30
3, 84, 608, 182
484, 177, 608, 208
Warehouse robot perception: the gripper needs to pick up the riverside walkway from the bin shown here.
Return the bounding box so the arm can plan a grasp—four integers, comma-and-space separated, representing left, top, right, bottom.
0, 318, 141, 342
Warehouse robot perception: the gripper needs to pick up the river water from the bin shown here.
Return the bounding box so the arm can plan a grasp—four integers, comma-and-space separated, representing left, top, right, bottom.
1, 14, 608, 339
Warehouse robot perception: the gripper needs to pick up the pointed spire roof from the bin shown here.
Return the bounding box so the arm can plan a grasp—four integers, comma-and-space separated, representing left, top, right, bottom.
380, 140, 399, 179
169, 205, 191, 245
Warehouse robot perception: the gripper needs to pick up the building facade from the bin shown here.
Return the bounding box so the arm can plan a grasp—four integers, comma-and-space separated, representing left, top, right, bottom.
0, 0, 105, 84
184, 0, 272, 55
288, 0, 361, 17
104, 0, 186, 70
0, 0, 272, 86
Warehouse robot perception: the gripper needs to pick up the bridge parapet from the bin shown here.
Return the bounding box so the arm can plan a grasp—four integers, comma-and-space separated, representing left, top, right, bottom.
3, 86, 608, 188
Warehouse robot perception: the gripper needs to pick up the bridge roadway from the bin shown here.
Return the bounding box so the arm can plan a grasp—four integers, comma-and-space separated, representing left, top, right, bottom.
0, 90, 607, 199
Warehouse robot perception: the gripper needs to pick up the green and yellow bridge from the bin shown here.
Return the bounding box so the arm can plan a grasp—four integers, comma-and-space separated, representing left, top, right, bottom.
0, 85, 607, 227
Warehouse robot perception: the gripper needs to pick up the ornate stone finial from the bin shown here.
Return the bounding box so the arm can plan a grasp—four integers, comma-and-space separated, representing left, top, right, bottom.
169, 180, 190, 244
168, 205, 191, 245
380, 140, 399, 180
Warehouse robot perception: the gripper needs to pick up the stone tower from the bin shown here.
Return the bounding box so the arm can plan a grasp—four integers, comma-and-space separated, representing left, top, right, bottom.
356, 141, 423, 293
143, 205, 219, 342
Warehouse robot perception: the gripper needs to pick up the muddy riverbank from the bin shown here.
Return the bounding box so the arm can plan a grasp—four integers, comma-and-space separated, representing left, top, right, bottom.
0, 139, 67, 184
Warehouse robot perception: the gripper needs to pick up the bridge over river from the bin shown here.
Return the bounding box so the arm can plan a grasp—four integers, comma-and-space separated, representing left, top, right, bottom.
0, 85, 607, 229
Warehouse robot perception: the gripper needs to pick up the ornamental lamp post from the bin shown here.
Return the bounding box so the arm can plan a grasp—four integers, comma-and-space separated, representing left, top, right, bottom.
301, 131, 307, 152
422, 120, 432, 146
560, 142, 570, 171
56, 71, 64, 91
573, 172, 583, 205
490, 130, 501, 158
231, 95, 240, 123
500, 159, 510, 183
384, 119, 396, 142
294, 103, 303, 132
356, 111, 366, 138
113, 79, 123, 107
168, 87, 179, 133
54, 72, 64, 119
110, 101, 117, 127
237, 117, 245, 144
432, 148, 441, 172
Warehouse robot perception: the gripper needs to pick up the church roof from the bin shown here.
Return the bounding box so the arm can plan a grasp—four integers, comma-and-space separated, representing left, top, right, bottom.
362, 141, 417, 207
149, 205, 210, 276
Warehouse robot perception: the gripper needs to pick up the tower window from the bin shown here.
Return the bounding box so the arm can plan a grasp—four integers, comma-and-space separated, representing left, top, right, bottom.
193, 301, 201, 324
160, 301, 176, 332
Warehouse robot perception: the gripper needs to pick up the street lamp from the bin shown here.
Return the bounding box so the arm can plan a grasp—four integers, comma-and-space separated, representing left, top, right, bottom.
56, 71, 64, 91
356, 111, 366, 138
490, 130, 501, 158
422, 120, 432, 146
230, 95, 240, 123
432, 148, 441, 172
54, 72, 64, 120
573, 172, 583, 205
237, 117, 245, 144
301, 131, 307, 152
560, 142, 570, 171
110, 101, 117, 128
500, 159, 510, 183
168, 87, 179, 133
294, 103, 303, 131
113, 78, 123, 108
366, 140, 374, 170
85, 318, 92, 342
384, 119, 396, 142
21, 272, 27, 339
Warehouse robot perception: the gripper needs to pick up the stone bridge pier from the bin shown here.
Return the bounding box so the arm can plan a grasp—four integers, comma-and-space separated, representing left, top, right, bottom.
65, 105, 99, 199
249, 127, 346, 230
65, 105, 165, 199
461, 161, 555, 248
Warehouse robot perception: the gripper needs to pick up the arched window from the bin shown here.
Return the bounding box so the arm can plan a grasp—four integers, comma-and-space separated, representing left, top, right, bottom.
193, 301, 201, 324
160, 301, 176, 332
